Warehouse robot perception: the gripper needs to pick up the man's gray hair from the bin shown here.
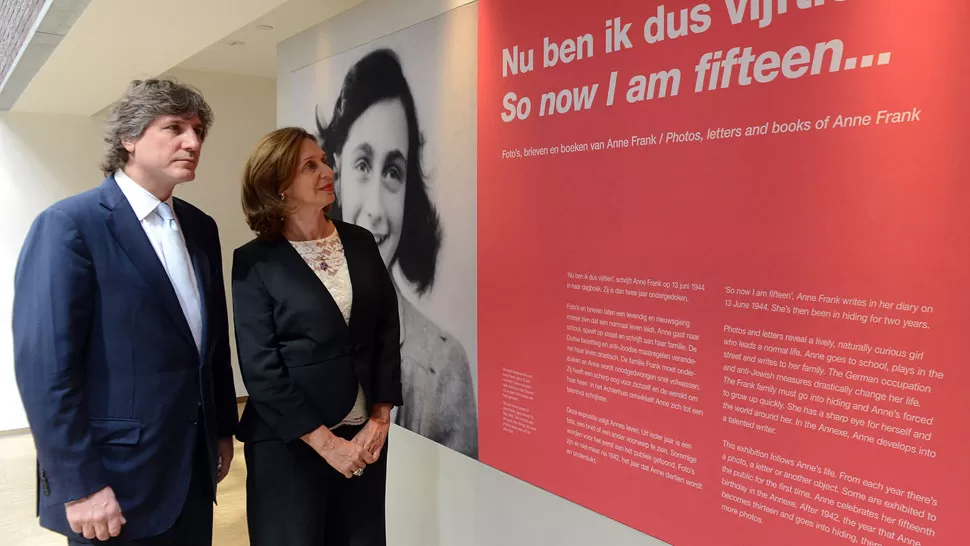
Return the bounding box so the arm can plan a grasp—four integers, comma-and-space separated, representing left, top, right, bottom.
100, 78, 214, 176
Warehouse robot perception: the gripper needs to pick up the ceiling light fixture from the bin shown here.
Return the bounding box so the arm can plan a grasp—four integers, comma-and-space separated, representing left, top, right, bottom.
256, 24, 274, 31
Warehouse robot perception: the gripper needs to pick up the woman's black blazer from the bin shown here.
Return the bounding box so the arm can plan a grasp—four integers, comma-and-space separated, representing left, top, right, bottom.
230, 220, 403, 443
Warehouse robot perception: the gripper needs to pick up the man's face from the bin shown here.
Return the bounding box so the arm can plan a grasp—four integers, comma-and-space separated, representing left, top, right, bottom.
124, 114, 204, 185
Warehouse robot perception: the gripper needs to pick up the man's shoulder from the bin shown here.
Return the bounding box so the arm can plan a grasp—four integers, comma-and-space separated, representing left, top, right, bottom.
45, 186, 103, 218
19, 183, 110, 255
173, 197, 215, 227
29, 185, 106, 234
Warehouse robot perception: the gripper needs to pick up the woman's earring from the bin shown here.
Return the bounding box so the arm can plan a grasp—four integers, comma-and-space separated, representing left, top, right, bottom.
280, 193, 285, 201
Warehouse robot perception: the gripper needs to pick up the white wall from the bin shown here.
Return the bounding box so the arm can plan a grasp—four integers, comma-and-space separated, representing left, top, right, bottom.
279, 1, 669, 545
0, 69, 273, 431
0, 112, 106, 432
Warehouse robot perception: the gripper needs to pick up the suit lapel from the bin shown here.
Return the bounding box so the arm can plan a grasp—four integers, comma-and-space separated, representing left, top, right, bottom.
100, 177, 198, 352
334, 221, 364, 335
176, 199, 210, 363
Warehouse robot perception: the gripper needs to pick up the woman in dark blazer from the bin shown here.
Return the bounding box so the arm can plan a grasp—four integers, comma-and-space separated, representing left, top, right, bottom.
231, 126, 402, 545
317, 48, 477, 458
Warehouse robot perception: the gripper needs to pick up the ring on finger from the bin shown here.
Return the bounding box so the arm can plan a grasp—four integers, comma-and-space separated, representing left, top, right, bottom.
353, 467, 364, 477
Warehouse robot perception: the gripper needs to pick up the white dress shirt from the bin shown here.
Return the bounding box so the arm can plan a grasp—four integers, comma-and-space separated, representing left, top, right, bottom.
115, 169, 203, 353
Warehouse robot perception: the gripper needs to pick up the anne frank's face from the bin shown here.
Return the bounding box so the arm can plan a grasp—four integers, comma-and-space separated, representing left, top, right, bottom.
336, 98, 408, 266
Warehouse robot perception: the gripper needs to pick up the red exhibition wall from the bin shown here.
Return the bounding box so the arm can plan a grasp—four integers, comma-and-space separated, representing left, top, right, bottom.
477, 1, 970, 545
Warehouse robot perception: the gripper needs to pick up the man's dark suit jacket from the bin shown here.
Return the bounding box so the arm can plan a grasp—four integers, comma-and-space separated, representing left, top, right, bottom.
12, 175, 238, 540
230, 220, 403, 444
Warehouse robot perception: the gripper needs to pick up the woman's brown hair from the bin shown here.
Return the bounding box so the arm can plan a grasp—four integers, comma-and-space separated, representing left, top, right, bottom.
241, 127, 317, 240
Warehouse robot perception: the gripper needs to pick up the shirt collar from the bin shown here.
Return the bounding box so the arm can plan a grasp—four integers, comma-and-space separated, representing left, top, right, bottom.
114, 169, 176, 222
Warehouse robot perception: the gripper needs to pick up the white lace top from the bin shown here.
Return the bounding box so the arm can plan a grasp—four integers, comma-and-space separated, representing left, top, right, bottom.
289, 228, 368, 429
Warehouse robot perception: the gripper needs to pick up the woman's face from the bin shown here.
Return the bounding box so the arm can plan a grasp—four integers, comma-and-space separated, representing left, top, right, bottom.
283, 138, 335, 210
335, 98, 408, 266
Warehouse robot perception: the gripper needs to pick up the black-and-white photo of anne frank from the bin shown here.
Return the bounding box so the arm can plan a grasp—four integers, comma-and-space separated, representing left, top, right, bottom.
288, 5, 479, 458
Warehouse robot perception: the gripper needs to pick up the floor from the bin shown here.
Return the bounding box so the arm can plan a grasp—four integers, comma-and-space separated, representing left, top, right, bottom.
0, 432, 250, 545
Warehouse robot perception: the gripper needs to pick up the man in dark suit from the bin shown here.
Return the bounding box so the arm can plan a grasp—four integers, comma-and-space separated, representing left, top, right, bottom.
12, 78, 238, 545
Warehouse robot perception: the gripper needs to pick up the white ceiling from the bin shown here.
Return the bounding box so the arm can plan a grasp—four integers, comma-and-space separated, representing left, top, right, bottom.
178, 0, 363, 78
11, 0, 362, 116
